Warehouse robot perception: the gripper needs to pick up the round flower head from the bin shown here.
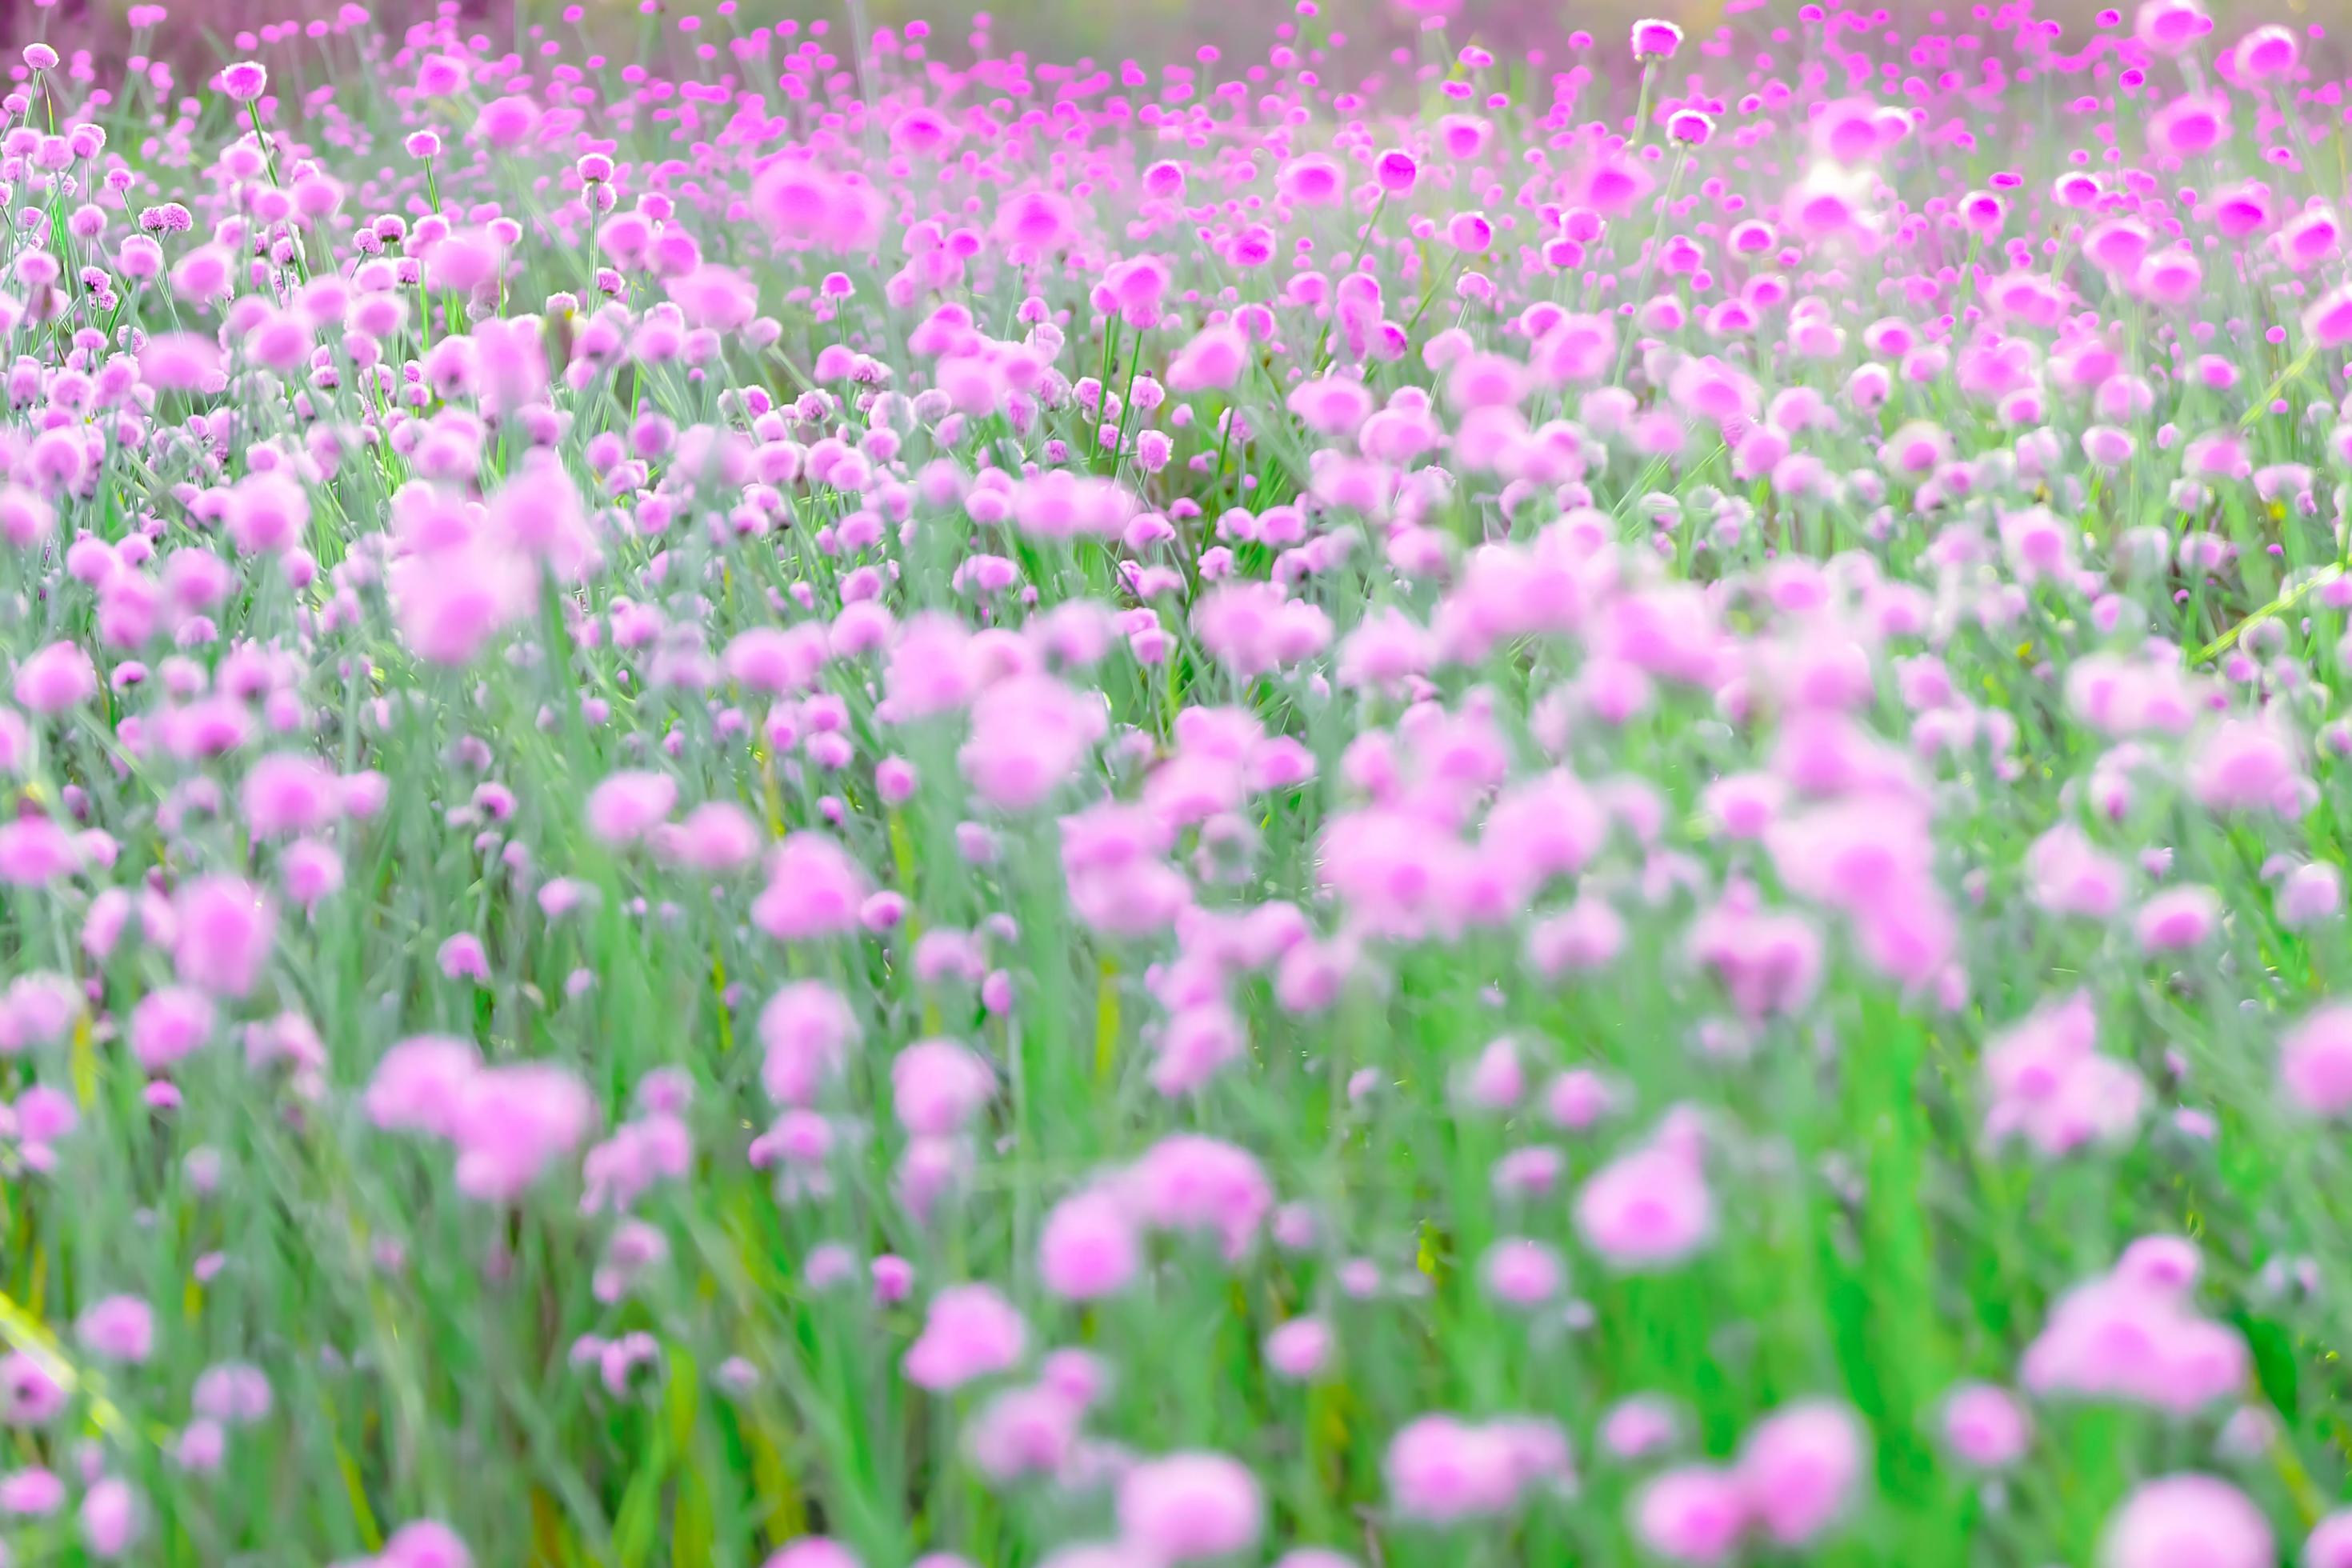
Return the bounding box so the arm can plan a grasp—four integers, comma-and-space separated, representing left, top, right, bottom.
173, 876, 278, 998
1601, 1395, 1679, 1460
2281, 1005, 2352, 1116
2134, 886, 2218, 951
2134, 0, 2211, 56
763, 1542, 858, 1568
382, 1520, 472, 1568
80, 1477, 138, 1557
77, 1295, 153, 1362
0, 1350, 66, 1423
2305, 283, 2352, 350
1737, 1401, 1866, 1546
1666, 110, 1714, 146
218, 61, 268, 102
2234, 23, 2298, 78
1630, 18, 1684, 58
1038, 1188, 1140, 1300
449, 1064, 595, 1202
1634, 1466, 1746, 1563
2100, 1474, 2269, 1568
1264, 1317, 1332, 1380
1574, 1131, 1714, 1269
2308, 1510, 2352, 1568
586, 769, 678, 845
903, 1284, 1026, 1390
1941, 1382, 2030, 1468
1116, 1452, 1265, 1561
14, 641, 97, 714
1386, 1415, 1523, 1522
0, 1466, 63, 1514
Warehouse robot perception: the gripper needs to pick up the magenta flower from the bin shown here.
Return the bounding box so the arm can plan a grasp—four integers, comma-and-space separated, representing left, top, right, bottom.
217, 60, 267, 102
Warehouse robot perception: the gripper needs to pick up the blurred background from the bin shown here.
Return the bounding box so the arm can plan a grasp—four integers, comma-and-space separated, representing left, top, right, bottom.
850, 0, 2311, 70
0, 0, 2323, 94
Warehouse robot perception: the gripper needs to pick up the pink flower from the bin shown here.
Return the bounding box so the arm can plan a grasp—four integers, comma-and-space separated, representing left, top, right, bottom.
2305, 282, 2352, 349
1386, 1415, 1525, 1522
487, 454, 595, 578
438, 932, 491, 984
382, 1520, 472, 1568
2282, 1005, 2352, 1115
1982, 991, 2146, 1156
750, 835, 870, 942
1166, 325, 1248, 393
14, 642, 96, 714
1122, 1134, 1271, 1259
129, 986, 217, 1071
2307, 1511, 2352, 1568
1630, 18, 1684, 58
586, 770, 678, 845
1942, 1382, 2030, 1469
758, 982, 860, 1106
1038, 1188, 1140, 1300
2022, 1242, 2246, 1414
903, 1284, 1026, 1391
1601, 1396, 1679, 1460
1265, 1317, 1332, 1380
1736, 1401, 1865, 1546
2133, 0, 2209, 54
2188, 718, 2304, 814
1117, 1453, 1265, 1561
218, 60, 268, 102
450, 1063, 594, 1202
2026, 824, 2128, 918
0, 1350, 65, 1422
2234, 22, 2298, 76
80, 1477, 139, 1558
173, 876, 277, 998
966, 1383, 1081, 1482
891, 1039, 994, 1135
77, 1294, 153, 1362
2134, 885, 2219, 952
1633, 1466, 1747, 1564
0, 1466, 62, 1514
669, 802, 762, 874
391, 543, 530, 665
242, 753, 344, 838
192, 1362, 274, 1425
724, 626, 828, 694
762, 1541, 858, 1568
1575, 1126, 1714, 1270
366, 1037, 482, 1135
1479, 1238, 1565, 1307
959, 675, 1106, 810
2101, 1474, 2269, 1568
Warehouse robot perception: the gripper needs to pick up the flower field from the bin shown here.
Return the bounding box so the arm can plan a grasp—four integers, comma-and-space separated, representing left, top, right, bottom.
0, 0, 2348, 1562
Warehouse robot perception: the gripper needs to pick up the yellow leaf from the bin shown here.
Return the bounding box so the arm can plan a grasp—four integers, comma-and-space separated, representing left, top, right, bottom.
1094, 958, 1121, 1085
710, 949, 734, 1057
744, 1414, 805, 1548
673, 1468, 715, 1568
315, 1386, 382, 1551
664, 1347, 701, 1450
69, 1014, 94, 1110
530, 1487, 578, 1567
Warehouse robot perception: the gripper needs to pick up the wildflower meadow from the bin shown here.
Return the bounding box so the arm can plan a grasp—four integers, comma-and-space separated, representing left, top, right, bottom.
2, 0, 2352, 1562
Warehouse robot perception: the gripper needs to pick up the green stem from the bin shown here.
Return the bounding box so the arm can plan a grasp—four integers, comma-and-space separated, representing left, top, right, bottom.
1610, 150, 1689, 386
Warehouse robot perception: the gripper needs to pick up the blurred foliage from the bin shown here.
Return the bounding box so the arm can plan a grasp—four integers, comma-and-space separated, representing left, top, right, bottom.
12, 0, 2323, 91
